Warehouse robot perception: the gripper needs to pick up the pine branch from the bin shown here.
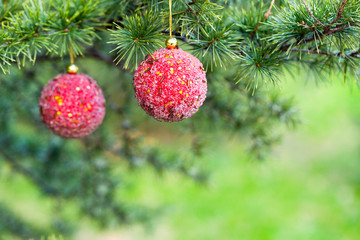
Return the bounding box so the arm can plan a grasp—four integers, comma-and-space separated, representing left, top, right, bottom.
329, 0, 347, 25
280, 22, 356, 51
268, 1, 358, 49
274, 0, 357, 50
173, 0, 223, 36
301, 0, 327, 28
0, 0, 111, 73
182, 0, 197, 18
237, 40, 288, 88
350, 49, 360, 57
264, 0, 275, 20
251, 0, 275, 37
191, 23, 238, 70
1, 0, 360, 89
108, 11, 165, 70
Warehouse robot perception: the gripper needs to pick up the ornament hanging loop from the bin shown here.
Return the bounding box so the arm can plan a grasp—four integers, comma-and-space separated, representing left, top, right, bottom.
67, 64, 79, 74
166, 37, 178, 49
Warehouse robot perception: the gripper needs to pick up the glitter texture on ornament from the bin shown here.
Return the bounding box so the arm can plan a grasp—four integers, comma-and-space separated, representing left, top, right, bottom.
39, 73, 106, 138
133, 48, 207, 122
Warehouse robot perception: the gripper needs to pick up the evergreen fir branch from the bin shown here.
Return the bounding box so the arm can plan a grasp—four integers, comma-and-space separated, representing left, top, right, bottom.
301, 0, 327, 28
170, 0, 223, 37
108, 11, 165, 70
0, 0, 22, 22
264, 0, 276, 20
251, 0, 275, 37
236, 41, 289, 88
230, 1, 268, 39
329, 28, 360, 54
6, 1, 55, 60
191, 22, 238, 70
0, 0, 54, 72
135, 0, 167, 14
48, 0, 105, 56
235, 0, 360, 86
329, 0, 347, 25
0, 0, 108, 72
268, 0, 359, 52
286, 52, 359, 85
181, 0, 223, 31
0, 41, 14, 73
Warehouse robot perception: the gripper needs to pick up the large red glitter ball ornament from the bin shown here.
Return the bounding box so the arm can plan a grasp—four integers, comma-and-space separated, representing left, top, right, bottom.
133, 48, 207, 122
39, 72, 106, 138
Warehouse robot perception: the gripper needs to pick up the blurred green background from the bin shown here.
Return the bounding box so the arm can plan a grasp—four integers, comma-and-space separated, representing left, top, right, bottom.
1, 66, 360, 240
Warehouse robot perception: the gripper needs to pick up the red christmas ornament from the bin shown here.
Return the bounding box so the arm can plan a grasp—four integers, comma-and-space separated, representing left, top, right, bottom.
39, 66, 105, 138
133, 41, 207, 122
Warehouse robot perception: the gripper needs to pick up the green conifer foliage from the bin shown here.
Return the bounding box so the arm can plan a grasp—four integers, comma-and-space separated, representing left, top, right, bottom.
1, 0, 358, 238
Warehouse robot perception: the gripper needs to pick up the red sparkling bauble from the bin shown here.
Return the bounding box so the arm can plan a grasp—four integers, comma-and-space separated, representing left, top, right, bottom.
133, 48, 207, 122
39, 73, 106, 138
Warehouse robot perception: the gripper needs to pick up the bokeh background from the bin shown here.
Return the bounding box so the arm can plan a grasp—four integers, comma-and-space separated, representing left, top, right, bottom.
0, 58, 360, 240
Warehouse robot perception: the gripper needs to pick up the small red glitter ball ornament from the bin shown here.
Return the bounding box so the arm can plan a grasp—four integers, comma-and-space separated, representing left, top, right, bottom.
39, 65, 106, 138
133, 39, 207, 122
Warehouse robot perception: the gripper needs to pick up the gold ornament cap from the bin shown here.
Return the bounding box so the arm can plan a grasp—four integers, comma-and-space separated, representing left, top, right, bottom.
166, 37, 178, 49
67, 64, 79, 74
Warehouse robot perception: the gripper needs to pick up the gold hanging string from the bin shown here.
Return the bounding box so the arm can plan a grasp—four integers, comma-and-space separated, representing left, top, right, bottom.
165, 0, 177, 49
69, 45, 74, 65
3, 0, 6, 8
169, 0, 172, 37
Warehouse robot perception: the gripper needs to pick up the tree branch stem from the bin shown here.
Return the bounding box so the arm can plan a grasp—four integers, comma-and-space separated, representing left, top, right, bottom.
183, 0, 197, 17
301, 0, 327, 28
329, 0, 347, 25
281, 22, 355, 51
264, 0, 275, 20
251, 0, 275, 37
